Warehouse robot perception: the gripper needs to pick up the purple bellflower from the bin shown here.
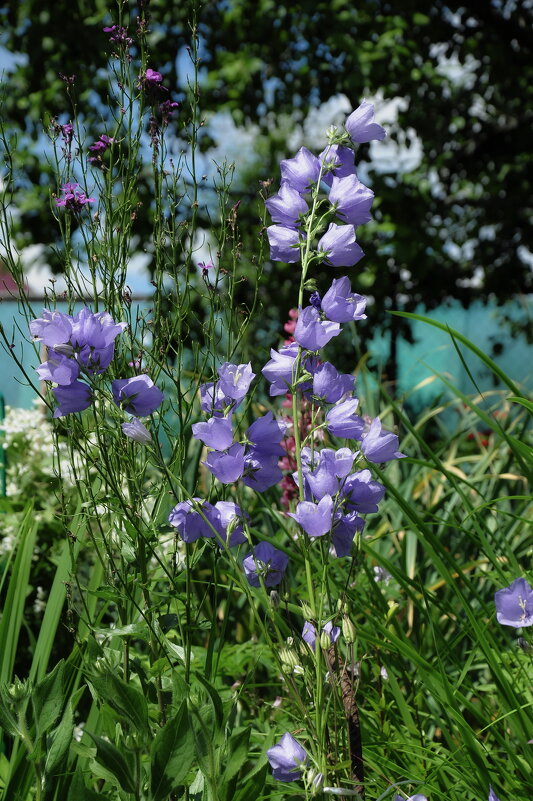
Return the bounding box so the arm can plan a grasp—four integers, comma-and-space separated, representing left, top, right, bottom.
494, 577, 533, 628
168, 499, 216, 543
361, 418, 406, 463
317, 223, 364, 268
265, 182, 308, 227
52, 381, 92, 418
112, 375, 164, 417
331, 511, 365, 557
262, 342, 299, 396
242, 449, 283, 492
217, 362, 255, 402
329, 174, 374, 227
345, 100, 386, 143
70, 308, 127, 373
213, 501, 248, 547
294, 306, 340, 351
199, 381, 228, 415
341, 469, 385, 514
36, 353, 80, 385
280, 146, 321, 193
246, 412, 287, 455
326, 399, 365, 439
266, 732, 308, 782
121, 418, 151, 444
204, 443, 246, 484
267, 225, 301, 263
243, 541, 288, 588
318, 144, 356, 187
302, 620, 341, 651
392, 796, 427, 801
321, 276, 367, 322
192, 416, 233, 451
312, 362, 355, 404
288, 495, 334, 537
488, 788, 501, 801
301, 448, 356, 500
30, 310, 73, 347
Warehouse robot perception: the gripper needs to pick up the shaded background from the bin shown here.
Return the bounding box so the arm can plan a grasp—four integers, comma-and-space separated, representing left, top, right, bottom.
0, 0, 532, 407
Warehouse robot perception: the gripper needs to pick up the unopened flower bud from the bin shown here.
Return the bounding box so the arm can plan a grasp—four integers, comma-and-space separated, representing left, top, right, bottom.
270, 590, 280, 608
279, 647, 299, 669
336, 599, 348, 614
319, 630, 331, 650
385, 600, 398, 624
342, 615, 356, 644
300, 601, 313, 619
7, 677, 30, 703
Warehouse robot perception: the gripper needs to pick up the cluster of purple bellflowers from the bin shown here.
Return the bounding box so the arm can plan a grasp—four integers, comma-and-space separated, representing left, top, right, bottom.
265, 100, 385, 268
30, 308, 163, 430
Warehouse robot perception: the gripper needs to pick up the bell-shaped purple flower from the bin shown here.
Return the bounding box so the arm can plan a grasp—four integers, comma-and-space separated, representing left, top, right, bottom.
267, 225, 301, 263
262, 342, 299, 396
494, 577, 533, 628
345, 100, 386, 143
342, 469, 385, 514
312, 362, 355, 404
36, 353, 80, 385
322, 276, 367, 323
329, 175, 374, 227
204, 442, 246, 484
288, 494, 334, 537
121, 418, 151, 444
168, 498, 217, 543
199, 381, 228, 415
317, 223, 364, 268
246, 412, 287, 455
280, 146, 321, 194
301, 620, 341, 652
112, 375, 164, 417
243, 449, 282, 492
30, 310, 73, 347
217, 362, 255, 402
331, 511, 365, 557
326, 399, 365, 439
267, 732, 308, 782
213, 501, 248, 547
361, 418, 406, 463
319, 145, 356, 187
243, 541, 288, 588
52, 380, 93, 418
294, 306, 340, 351
488, 788, 501, 801
71, 308, 127, 357
265, 182, 308, 227
302, 448, 355, 500
192, 416, 233, 451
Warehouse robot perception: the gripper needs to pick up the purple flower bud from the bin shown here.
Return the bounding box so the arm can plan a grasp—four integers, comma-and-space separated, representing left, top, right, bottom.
345, 100, 386, 143
112, 375, 164, 417
288, 495, 334, 537
217, 362, 255, 402
266, 732, 308, 782
312, 362, 355, 404
121, 418, 152, 444
361, 418, 406, 463
204, 442, 246, 483
36, 353, 80, 385
322, 276, 367, 323
267, 225, 302, 263
52, 380, 92, 418
317, 223, 364, 268
265, 182, 308, 227
309, 291, 322, 310
243, 541, 288, 588
319, 144, 357, 187
192, 416, 233, 451
494, 578, 533, 628
294, 306, 340, 351
326, 399, 365, 439
329, 175, 374, 227
280, 146, 320, 194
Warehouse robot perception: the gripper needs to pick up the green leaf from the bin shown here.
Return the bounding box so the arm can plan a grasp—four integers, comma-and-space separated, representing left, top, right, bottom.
150, 701, 196, 800
89, 671, 150, 737
86, 732, 136, 794
44, 702, 73, 776
223, 726, 250, 783
32, 660, 66, 736
508, 396, 533, 415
